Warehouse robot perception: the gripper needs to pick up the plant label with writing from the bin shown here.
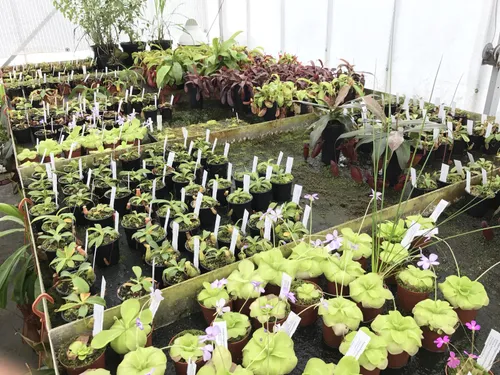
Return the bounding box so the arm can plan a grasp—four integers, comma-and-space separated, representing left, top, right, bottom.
345, 330, 371, 360
465, 170, 471, 193
410, 168, 417, 187
467, 119, 474, 135
229, 228, 239, 255
188, 140, 193, 156
193, 237, 200, 270
92, 305, 104, 337
181, 188, 186, 203
439, 164, 449, 183
206, 129, 210, 142
202, 170, 208, 188
482, 168, 488, 185
44, 162, 52, 180
157, 114, 163, 131
212, 138, 218, 153
163, 208, 170, 235
401, 223, 421, 249
241, 210, 249, 235
227, 162, 232, 180
224, 142, 230, 157
302, 205, 311, 227
148, 201, 153, 219
264, 217, 272, 240
265, 165, 273, 180
285, 157, 294, 174
243, 175, 250, 193
477, 329, 500, 370
279, 273, 292, 299
213, 320, 228, 349
172, 221, 179, 251
292, 185, 302, 204
86, 169, 93, 188
277, 151, 284, 166
50, 152, 56, 171
214, 215, 221, 241
194, 192, 203, 217
187, 359, 196, 375
114, 212, 119, 233
280, 311, 301, 337
252, 156, 258, 173
430, 199, 449, 222
454, 160, 463, 175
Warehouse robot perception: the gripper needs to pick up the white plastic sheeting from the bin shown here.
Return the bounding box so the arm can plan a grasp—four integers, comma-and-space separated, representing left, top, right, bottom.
1, 0, 499, 116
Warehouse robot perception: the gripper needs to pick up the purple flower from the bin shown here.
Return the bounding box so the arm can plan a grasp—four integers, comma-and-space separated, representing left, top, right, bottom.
466, 320, 481, 331
320, 298, 328, 309
260, 207, 282, 223
91, 105, 100, 118
202, 344, 213, 361
135, 317, 144, 330
144, 370, 154, 375
370, 189, 382, 201
210, 278, 228, 289
144, 118, 153, 128
434, 336, 449, 348
304, 193, 319, 201
285, 291, 296, 303
127, 111, 136, 121
251, 281, 265, 294
215, 298, 230, 316
262, 304, 274, 310
311, 239, 324, 247
417, 253, 439, 270
39, 119, 45, 125
447, 352, 460, 368
464, 351, 478, 359
323, 230, 343, 251
199, 325, 220, 342
116, 116, 125, 126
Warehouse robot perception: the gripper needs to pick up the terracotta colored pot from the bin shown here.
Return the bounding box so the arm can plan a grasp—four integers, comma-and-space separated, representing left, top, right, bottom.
411, 236, 431, 249
228, 330, 251, 364
265, 284, 281, 296
251, 315, 288, 331
454, 307, 478, 324
298, 276, 320, 285
322, 321, 344, 348
64, 147, 82, 158
199, 300, 233, 325
290, 301, 318, 327
326, 281, 350, 296
60, 349, 106, 375
356, 257, 368, 270
384, 274, 396, 286
233, 298, 256, 317
421, 326, 447, 352
146, 329, 153, 347
357, 303, 383, 322
387, 351, 410, 369
397, 283, 429, 312
169, 334, 205, 375
360, 367, 380, 375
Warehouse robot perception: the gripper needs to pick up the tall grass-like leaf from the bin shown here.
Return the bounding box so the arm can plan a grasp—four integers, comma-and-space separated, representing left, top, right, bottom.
0, 203, 23, 220
0, 244, 30, 309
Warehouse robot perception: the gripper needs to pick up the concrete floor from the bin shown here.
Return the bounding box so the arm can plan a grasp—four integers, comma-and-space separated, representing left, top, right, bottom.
0, 181, 38, 370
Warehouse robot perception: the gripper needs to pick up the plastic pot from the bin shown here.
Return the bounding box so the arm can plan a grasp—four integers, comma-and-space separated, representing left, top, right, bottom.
421, 326, 447, 352
271, 181, 293, 202
387, 351, 410, 369
233, 298, 256, 317
360, 367, 380, 375
169, 222, 200, 251
13, 127, 32, 144
150, 39, 172, 50
290, 300, 318, 327
121, 156, 141, 171
209, 186, 230, 207
228, 198, 253, 223
186, 83, 203, 109
173, 180, 190, 200
120, 41, 144, 67
198, 206, 218, 230
454, 307, 478, 324
251, 189, 273, 212
320, 120, 344, 165
144, 109, 157, 122
85, 212, 114, 228
103, 191, 131, 217
411, 187, 436, 198
59, 348, 106, 375
199, 300, 233, 326
228, 330, 251, 364
326, 281, 350, 297
168, 333, 205, 375
452, 139, 467, 155
122, 224, 146, 249
263, 103, 278, 121
470, 135, 485, 150
321, 322, 344, 348
207, 162, 228, 180
357, 303, 383, 323
136, 234, 166, 256
264, 284, 280, 296
464, 192, 498, 217
445, 364, 493, 375
160, 106, 172, 121
484, 140, 500, 155
66, 202, 93, 226
94, 236, 120, 267
396, 283, 429, 312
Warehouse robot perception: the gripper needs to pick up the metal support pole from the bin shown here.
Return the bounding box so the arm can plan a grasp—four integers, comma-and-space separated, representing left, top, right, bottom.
325, 0, 334, 67
280, 0, 285, 52
218, 0, 225, 41
384, 0, 398, 93
483, 0, 500, 115
1, 7, 58, 68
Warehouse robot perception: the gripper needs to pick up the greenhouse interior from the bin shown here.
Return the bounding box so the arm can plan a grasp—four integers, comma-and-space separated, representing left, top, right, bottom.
1, 0, 500, 374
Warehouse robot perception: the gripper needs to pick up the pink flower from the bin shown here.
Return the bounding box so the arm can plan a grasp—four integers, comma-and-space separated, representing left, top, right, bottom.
370, 189, 382, 201
466, 320, 481, 331
199, 326, 220, 343
285, 291, 296, 303
202, 344, 213, 361
304, 193, 319, 201
434, 336, 450, 348
447, 352, 460, 369
464, 351, 478, 359
210, 278, 228, 289
417, 253, 439, 270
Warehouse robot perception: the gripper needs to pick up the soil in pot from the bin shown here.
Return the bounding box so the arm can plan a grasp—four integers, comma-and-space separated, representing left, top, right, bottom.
117, 283, 150, 301
85, 211, 114, 228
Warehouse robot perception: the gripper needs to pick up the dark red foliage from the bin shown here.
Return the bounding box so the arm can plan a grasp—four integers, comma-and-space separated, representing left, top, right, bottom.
311, 138, 323, 158
330, 160, 339, 177
365, 172, 375, 189
303, 143, 310, 161
482, 221, 494, 241
350, 166, 363, 183
338, 139, 358, 163
393, 174, 408, 191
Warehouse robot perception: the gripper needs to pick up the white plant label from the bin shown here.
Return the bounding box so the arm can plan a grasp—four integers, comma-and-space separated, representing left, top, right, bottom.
180, 188, 186, 203
227, 162, 232, 180
187, 359, 196, 375
152, 179, 157, 200
465, 170, 471, 193
109, 186, 116, 209
439, 164, 449, 183
405, 108, 411, 121
163, 208, 170, 235
467, 152, 475, 164
345, 330, 371, 360
252, 156, 258, 173
52, 174, 58, 206
279, 273, 293, 299
477, 329, 500, 370
172, 221, 179, 251
485, 123, 493, 138
187, 140, 193, 156
447, 122, 454, 139
212, 180, 218, 200
92, 304, 104, 337
292, 185, 303, 204
277, 151, 284, 166
214, 215, 221, 241
243, 175, 250, 193
223, 142, 230, 158
100, 276, 106, 297
84, 230, 89, 255
202, 170, 208, 188
401, 223, 421, 249
402, 95, 410, 109
182, 127, 188, 147
68, 142, 76, 159
157, 114, 163, 131
280, 311, 301, 337
86, 169, 92, 188
433, 128, 439, 142
50, 153, 56, 171
111, 160, 117, 179
241, 210, 249, 235
467, 119, 474, 135
213, 320, 228, 349
197, 149, 202, 166
451, 101, 456, 116
419, 98, 424, 110
167, 152, 175, 167
212, 138, 218, 153
265, 165, 273, 180
410, 168, 417, 187
482, 168, 488, 185
430, 199, 449, 222
482, 113, 487, 123
44, 162, 52, 180
148, 201, 153, 219
205, 129, 210, 142
264, 217, 272, 240
151, 259, 156, 287
114, 212, 119, 233
229, 228, 239, 255
302, 205, 311, 227
454, 160, 464, 175
194, 192, 203, 216
193, 237, 200, 270
285, 157, 294, 174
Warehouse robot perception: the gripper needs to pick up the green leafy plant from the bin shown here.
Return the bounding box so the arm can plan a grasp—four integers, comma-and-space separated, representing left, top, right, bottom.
318, 297, 363, 336
57, 262, 95, 295
249, 177, 272, 193
289, 241, 329, 279
291, 280, 322, 305
57, 292, 106, 321
50, 242, 86, 274
227, 189, 253, 204
197, 281, 230, 308
214, 312, 251, 342
339, 327, 388, 372
379, 241, 409, 265
88, 224, 119, 249
412, 299, 459, 334
92, 298, 153, 355
30, 198, 58, 217
397, 265, 435, 293
270, 171, 294, 185
275, 220, 308, 243
251, 75, 296, 118
439, 275, 489, 310
169, 330, 205, 362
132, 223, 166, 248
249, 294, 289, 324
117, 346, 167, 375
171, 212, 200, 231
122, 211, 148, 229
238, 236, 273, 260
349, 273, 393, 309
119, 266, 153, 300
200, 246, 235, 270
303, 357, 361, 375
226, 259, 267, 300
38, 222, 74, 252
377, 220, 406, 243
144, 240, 179, 266
162, 259, 200, 285
198, 346, 252, 375
254, 248, 296, 286
416, 172, 437, 190
322, 252, 365, 286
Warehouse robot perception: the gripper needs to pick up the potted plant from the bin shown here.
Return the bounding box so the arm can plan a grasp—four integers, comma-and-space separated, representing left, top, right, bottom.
117, 347, 167, 375
93, 175, 118, 198
132, 222, 166, 254
143, 105, 157, 121
64, 189, 94, 225
249, 177, 273, 212
378, 241, 409, 283
50, 242, 87, 274
92, 299, 153, 355
121, 211, 148, 247
250, 76, 296, 121
103, 186, 132, 216
55, 262, 95, 297
275, 220, 308, 244
412, 172, 438, 198
322, 252, 365, 296
197, 280, 231, 324
162, 259, 200, 286
276, 201, 303, 223
38, 223, 74, 262
249, 294, 290, 331
170, 212, 201, 249
144, 239, 179, 287
318, 297, 363, 349
29, 198, 59, 231
214, 312, 252, 364
13, 123, 33, 144
119, 148, 142, 171
303, 356, 362, 375
349, 273, 393, 322
254, 248, 297, 296
194, 195, 219, 229
396, 265, 435, 312
242, 328, 298, 375
84, 203, 115, 227
216, 224, 241, 249
58, 335, 106, 375
168, 330, 207, 375
439, 275, 489, 323
128, 190, 153, 214
412, 299, 459, 353
465, 184, 497, 217
234, 171, 258, 189
227, 189, 253, 223
200, 246, 236, 273
208, 176, 232, 207
289, 279, 323, 326
196, 346, 251, 375
17, 148, 37, 163
57, 292, 106, 323
88, 224, 120, 267
270, 171, 294, 202
226, 259, 267, 315
156, 199, 188, 229
339, 327, 388, 375
28, 189, 56, 205
172, 169, 193, 200
238, 236, 272, 260
206, 154, 229, 180
117, 266, 154, 301
120, 169, 148, 191
377, 220, 406, 243
287, 241, 328, 283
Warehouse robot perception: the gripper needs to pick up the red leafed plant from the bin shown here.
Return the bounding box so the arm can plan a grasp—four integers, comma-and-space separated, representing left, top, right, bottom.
350, 165, 363, 183
330, 160, 339, 177
481, 221, 494, 241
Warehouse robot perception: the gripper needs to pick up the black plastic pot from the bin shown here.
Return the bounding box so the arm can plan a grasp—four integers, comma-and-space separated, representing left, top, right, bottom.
94, 236, 120, 267
85, 212, 114, 228
232, 85, 251, 114
207, 162, 228, 180
34, 129, 58, 141
464, 192, 498, 218
210, 186, 231, 207
484, 140, 500, 155
173, 179, 190, 200
169, 222, 200, 250
160, 106, 173, 121
234, 178, 244, 190
144, 109, 157, 122
411, 187, 436, 198
470, 135, 484, 151
128, 102, 144, 115
67, 201, 94, 226
123, 224, 146, 249
13, 127, 32, 144
187, 84, 203, 109
247, 223, 261, 238
263, 103, 278, 121
198, 206, 218, 229
91, 44, 116, 70
120, 42, 144, 67
103, 191, 132, 217
251, 190, 273, 212
228, 198, 253, 223
320, 120, 344, 165
271, 181, 293, 203
145, 258, 168, 289
384, 153, 403, 187
452, 139, 467, 156
416, 150, 435, 166
121, 157, 141, 171
149, 39, 173, 50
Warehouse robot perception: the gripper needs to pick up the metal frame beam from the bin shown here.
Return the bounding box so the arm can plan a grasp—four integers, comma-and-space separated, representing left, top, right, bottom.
325, 0, 334, 67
